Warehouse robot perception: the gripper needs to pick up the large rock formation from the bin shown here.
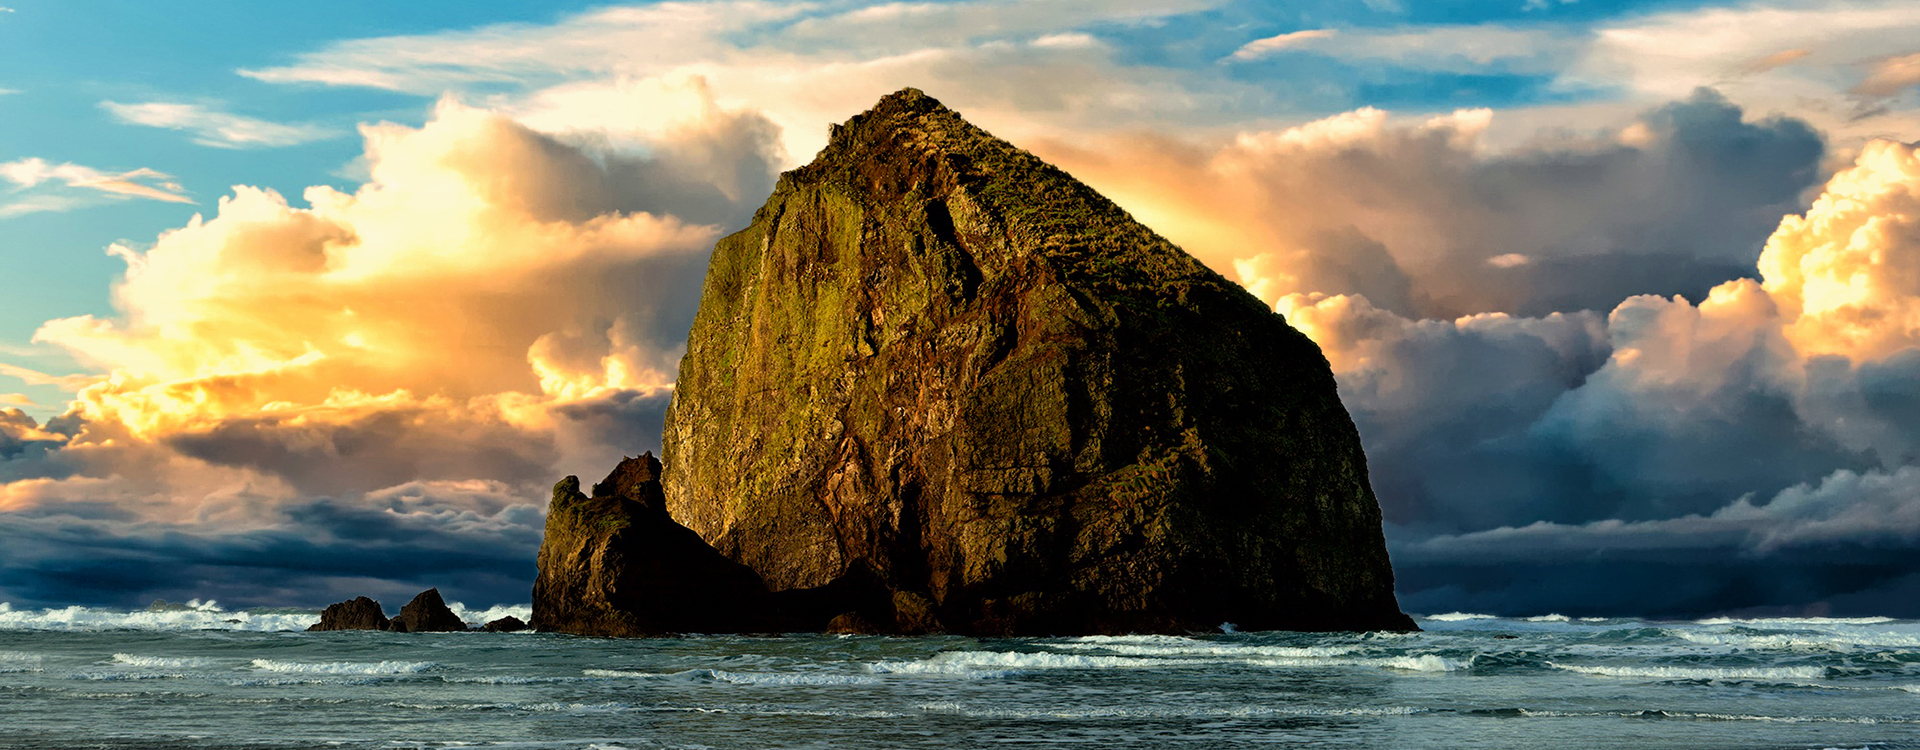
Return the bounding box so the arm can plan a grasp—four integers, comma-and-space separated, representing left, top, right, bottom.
645, 88, 1413, 635
307, 596, 389, 631
532, 453, 772, 636
387, 588, 468, 633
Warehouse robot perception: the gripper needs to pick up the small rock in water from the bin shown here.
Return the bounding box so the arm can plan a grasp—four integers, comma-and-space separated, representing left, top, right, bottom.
387, 588, 468, 633
482, 616, 529, 633
307, 596, 390, 631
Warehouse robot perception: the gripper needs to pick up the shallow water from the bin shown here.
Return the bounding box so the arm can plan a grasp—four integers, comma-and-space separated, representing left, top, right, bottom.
2, 604, 1918, 749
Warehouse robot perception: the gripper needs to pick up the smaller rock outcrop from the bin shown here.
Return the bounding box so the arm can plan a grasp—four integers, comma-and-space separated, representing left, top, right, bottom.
482, 616, 529, 633
387, 588, 468, 633
307, 596, 390, 631
533, 452, 771, 636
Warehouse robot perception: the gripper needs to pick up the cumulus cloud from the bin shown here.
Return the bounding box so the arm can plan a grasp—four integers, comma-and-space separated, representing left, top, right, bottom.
101, 101, 338, 149
1039, 89, 1822, 319
0, 158, 192, 216
0, 80, 781, 607
1280, 138, 1920, 616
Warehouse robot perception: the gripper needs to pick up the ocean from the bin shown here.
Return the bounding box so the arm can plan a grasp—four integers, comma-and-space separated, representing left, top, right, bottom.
1, 603, 1916, 749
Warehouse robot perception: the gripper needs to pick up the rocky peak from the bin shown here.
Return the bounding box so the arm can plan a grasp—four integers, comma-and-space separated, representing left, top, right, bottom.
646, 88, 1415, 634
589, 452, 669, 518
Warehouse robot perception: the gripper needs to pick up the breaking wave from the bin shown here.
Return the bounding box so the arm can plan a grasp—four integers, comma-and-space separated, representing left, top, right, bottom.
1548, 662, 1829, 681
250, 659, 437, 675
0, 601, 531, 632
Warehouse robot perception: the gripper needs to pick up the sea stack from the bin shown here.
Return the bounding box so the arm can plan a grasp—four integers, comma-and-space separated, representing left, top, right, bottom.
532, 453, 771, 636
546, 88, 1414, 635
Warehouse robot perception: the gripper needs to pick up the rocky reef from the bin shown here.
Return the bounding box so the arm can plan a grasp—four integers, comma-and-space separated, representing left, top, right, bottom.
306, 589, 469, 632
538, 88, 1414, 636
307, 596, 390, 631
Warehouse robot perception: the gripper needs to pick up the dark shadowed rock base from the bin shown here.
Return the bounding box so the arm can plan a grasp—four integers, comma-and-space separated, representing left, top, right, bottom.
307, 596, 390, 631
482, 616, 529, 633
532, 453, 772, 636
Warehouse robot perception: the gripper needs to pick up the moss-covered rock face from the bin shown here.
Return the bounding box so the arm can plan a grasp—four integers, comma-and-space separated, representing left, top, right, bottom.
661, 88, 1414, 635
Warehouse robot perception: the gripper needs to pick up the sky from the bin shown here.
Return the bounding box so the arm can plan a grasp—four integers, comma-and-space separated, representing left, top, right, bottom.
4, 0, 1920, 618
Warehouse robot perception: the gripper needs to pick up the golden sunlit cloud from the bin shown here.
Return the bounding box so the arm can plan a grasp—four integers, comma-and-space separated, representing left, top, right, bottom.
1760, 140, 1920, 363
4, 83, 782, 524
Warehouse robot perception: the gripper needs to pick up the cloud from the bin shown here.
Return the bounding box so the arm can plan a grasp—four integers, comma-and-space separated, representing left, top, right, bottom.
1578, 0, 1920, 141
101, 101, 338, 149
0, 158, 193, 214
235, 0, 1282, 167
0, 363, 97, 391
0, 81, 781, 607
1226, 29, 1338, 62
1265, 137, 1920, 616
1736, 47, 1811, 76
1281, 24, 1578, 75
1037, 89, 1822, 319
1852, 52, 1920, 98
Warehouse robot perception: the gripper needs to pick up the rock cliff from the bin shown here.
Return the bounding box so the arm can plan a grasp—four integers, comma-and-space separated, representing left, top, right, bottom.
647, 88, 1413, 635
307, 596, 389, 631
387, 588, 468, 632
532, 453, 771, 636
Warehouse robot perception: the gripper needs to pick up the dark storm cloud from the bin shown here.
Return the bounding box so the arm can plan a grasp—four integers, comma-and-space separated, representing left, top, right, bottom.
1394, 465, 1920, 618
0, 486, 547, 609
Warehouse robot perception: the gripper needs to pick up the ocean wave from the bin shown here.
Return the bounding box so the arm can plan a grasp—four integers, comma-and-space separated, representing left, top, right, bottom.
447, 603, 533, 628
1250, 654, 1468, 672
111, 653, 224, 669
916, 701, 1427, 720
869, 650, 1178, 677
584, 667, 881, 686
1423, 612, 1499, 622
869, 647, 1468, 677
0, 601, 535, 632
1695, 617, 1896, 627
1671, 627, 1920, 652
0, 603, 318, 632
250, 659, 437, 675
1057, 636, 1361, 659
1547, 662, 1827, 681
70, 670, 190, 681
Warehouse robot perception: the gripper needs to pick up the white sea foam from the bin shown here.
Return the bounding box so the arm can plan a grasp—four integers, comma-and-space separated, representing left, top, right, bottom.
1696, 617, 1896, 627
447, 602, 533, 629
707, 669, 883, 686
870, 650, 1177, 678
111, 653, 223, 669
916, 701, 1426, 720
1250, 654, 1468, 672
1057, 635, 1361, 659
250, 659, 436, 675
0, 649, 44, 666
584, 667, 880, 686
0, 601, 536, 632
1526, 614, 1572, 622
1423, 612, 1498, 621
0, 603, 319, 632
1548, 662, 1827, 681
